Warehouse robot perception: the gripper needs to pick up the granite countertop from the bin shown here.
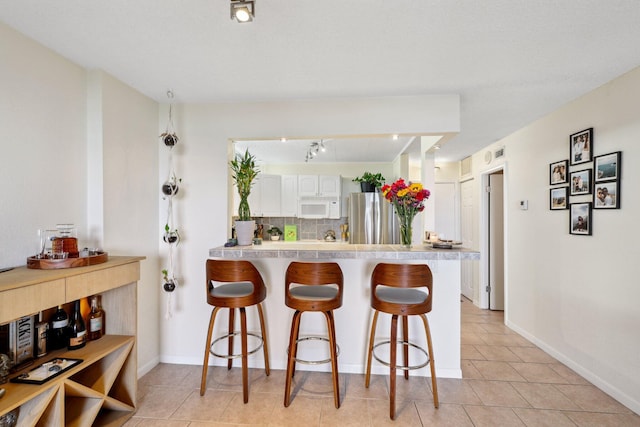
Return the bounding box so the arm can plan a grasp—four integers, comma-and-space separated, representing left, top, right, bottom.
209, 240, 480, 260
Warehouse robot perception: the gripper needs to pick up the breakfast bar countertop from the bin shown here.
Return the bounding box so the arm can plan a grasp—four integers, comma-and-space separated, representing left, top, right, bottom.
209, 240, 480, 260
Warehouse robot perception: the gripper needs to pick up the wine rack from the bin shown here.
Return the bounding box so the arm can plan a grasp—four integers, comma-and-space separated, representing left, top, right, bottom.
0, 256, 143, 426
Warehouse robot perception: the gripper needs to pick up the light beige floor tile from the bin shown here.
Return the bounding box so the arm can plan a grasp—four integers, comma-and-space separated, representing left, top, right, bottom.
480, 333, 534, 347
474, 345, 522, 362
344, 373, 389, 400
268, 395, 324, 426
508, 347, 557, 363
460, 322, 487, 333
512, 408, 576, 427
392, 375, 434, 402
367, 398, 421, 426
461, 332, 487, 345
290, 370, 344, 401
468, 380, 531, 407
479, 323, 516, 335
135, 385, 193, 419
415, 402, 474, 426
122, 417, 141, 426
219, 391, 278, 424
510, 382, 581, 410
565, 411, 640, 427
548, 364, 591, 385
251, 368, 287, 394
169, 389, 234, 421
509, 362, 568, 384
134, 420, 191, 427
554, 384, 633, 413
472, 360, 527, 381
460, 359, 484, 379
461, 344, 485, 360
435, 378, 482, 405
463, 405, 526, 427
138, 363, 196, 387
320, 396, 371, 426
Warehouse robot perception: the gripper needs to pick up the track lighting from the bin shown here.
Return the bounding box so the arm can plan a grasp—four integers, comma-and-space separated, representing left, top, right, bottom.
231, 1, 255, 23
304, 140, 326, 162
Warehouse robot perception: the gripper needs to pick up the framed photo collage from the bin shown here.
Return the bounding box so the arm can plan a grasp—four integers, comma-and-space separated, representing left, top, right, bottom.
548, 127, 622, 235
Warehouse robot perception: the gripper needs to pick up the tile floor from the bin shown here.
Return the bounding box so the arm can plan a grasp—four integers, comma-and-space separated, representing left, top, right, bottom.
125, 298, 640, 426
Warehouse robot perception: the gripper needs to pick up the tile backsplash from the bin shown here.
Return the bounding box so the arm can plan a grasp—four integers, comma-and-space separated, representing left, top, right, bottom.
256, 217, 348, 241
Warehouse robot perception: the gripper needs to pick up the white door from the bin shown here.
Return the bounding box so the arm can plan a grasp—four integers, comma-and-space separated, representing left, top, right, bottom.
488, 172, 505, 310
460, 180, 475, 300
434, 182, 456, 241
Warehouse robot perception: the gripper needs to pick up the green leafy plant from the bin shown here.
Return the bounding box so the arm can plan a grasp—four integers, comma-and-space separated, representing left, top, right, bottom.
267, 226, 282, 236
353, 172, 385, 188
230, 149, 260, 221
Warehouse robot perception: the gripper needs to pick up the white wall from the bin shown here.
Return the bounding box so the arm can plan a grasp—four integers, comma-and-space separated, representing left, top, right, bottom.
0, 23, 87, 265
0, 23, 160, 376
469, 67, 640, 413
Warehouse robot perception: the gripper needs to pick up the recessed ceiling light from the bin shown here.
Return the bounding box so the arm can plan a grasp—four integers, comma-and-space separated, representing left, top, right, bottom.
392, 134, 399, 141
280, 137, 287, 143
231, 1, 255, 23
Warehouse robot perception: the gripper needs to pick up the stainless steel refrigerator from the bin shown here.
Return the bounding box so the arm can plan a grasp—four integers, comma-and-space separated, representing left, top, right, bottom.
348, 192, 399, 244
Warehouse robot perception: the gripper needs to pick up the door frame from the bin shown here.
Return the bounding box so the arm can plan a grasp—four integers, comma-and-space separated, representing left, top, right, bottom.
479, 163, 509, 318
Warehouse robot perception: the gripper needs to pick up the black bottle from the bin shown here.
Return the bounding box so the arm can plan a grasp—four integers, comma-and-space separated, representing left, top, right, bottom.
48, 305, 69, 350
67, 300, 86, 350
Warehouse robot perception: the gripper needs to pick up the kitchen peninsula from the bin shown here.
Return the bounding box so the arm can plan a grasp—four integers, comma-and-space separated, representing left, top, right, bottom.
209, 242, 479, 379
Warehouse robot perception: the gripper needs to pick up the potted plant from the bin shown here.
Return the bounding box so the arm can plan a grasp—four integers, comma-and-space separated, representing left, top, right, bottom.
267, 226, 283, 241
230, 149, 260, 245
353, 172, 385, 192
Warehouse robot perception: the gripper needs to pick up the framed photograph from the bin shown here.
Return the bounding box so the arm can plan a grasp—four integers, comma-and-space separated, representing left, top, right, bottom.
594, 151, 621, 182
550, 187, 568, 210
549, 160, 568, 185
594, 181, 620, 209
569, 128, 593, 165
570, 202, 592, 236
569, 169, 592, 196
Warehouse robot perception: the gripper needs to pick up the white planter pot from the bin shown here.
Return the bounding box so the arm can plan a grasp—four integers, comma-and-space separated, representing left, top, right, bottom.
270, 235, 280, 241
235, 220, 255, 246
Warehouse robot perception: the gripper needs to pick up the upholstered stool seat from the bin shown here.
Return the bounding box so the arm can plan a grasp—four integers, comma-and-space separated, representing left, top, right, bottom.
200, 260, 270, 403
365, 263, 439, 420
284, 261, 343, 408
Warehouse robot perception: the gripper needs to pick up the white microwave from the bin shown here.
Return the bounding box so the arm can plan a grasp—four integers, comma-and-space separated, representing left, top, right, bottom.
298, 197, 340, 219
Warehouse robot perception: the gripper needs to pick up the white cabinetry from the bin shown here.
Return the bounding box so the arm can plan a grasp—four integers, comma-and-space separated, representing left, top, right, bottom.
280, 175, 298, 217
244, 174, 282, 217
298, 175, 341, 197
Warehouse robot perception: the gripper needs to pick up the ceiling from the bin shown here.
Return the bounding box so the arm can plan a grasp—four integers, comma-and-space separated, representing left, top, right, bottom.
2, 1, 640, 162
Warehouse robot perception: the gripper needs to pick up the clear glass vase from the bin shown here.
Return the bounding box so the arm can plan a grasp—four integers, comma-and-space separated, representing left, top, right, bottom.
399, 215, 413, 248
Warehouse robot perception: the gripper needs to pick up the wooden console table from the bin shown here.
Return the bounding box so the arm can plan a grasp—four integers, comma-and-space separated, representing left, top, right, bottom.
0, 256, 144, 426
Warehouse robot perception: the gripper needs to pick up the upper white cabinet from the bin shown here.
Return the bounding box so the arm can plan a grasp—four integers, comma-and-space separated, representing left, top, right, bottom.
298, 175, 341, 197
243, 174, 282, 217
281, 175, 298, 217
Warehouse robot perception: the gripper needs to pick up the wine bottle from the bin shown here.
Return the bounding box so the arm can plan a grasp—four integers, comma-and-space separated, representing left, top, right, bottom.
67, 300, 86, 350
35, 312, 48, 357
88, 295, 103, 341
48, 305, 69, 350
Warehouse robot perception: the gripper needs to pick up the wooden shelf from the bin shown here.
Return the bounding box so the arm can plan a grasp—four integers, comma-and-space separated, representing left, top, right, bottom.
0, 257, 143, 426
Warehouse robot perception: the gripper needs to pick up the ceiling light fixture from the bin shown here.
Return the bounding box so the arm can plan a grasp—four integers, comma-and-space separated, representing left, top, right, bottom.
305, 140, 325, 162
231, 1, 255, 23
392, 134, 399, 141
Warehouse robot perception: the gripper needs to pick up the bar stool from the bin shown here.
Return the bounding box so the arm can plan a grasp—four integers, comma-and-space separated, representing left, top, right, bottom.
365, 263, 439, 420
200, 259, 270, 403
284, 261, 343, 408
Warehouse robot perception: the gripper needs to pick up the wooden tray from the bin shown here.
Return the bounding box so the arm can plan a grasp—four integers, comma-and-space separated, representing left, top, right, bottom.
26, 252, 108, 269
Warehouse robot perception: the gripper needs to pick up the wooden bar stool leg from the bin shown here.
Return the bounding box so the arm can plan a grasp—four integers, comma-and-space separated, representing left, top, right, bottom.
402, 315, 409, 380
365, 310, 380, 388
201, 307, 221, 396
420, 313, 439, 408
324, 310, 341, 408
257, 303, 270, 376
227, 308, 235, 370
284, 310, 302, 407
389, 314, 399, 420
240, 307, 249, 403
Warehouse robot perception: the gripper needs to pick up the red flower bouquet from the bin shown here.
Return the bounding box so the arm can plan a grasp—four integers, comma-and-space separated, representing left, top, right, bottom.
381, 178, 430, 246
